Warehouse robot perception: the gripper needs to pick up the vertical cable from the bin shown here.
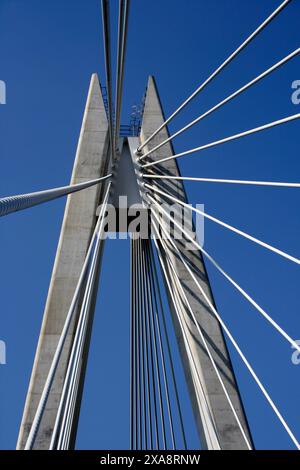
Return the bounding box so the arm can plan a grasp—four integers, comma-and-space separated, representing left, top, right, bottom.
137, 239, 148, 449
147, 241, 187, 449
49, 184, 111, 449
141, 240, 167, 449
130, 239, 135, 449
101, 0, 114, 162
24, 183, 111, 450
134, 239, 142, 449
140, 240, 155, 449
141, 241, 160, 450
133, 240, 138, 449
143, 240, 176, 450
114, 0, 130, 151
151, 224, 221, 449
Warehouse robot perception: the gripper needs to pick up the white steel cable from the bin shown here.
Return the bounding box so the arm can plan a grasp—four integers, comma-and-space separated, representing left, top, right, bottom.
141, 113, 300, 168
139, 48, 300, 160
147, 193, 300, 355
114, 0, 125, 152
141, 241, 167, 450
24, 182, 111, 451
114, 0, 130, 152
0, 174, 111, 217
137, 0, 291, 153
161, 251, 252, 451
134, 240, 143, 449
59, 243, 100, 449
56, 244, 100, 449
151, 210, 252, 449
101, 0, 114, 161
50, 184, 110, 449
141, 240, 176, 450
151, 225, 221, 450
146, 241, 187, 450
137, 239, 148, 449
130, 240, 135, 449
140, 239, 153, 449
140, 241, 160, 450
143, 174, 300, 188
145, 183, 300, 265
149, 201, 300, 450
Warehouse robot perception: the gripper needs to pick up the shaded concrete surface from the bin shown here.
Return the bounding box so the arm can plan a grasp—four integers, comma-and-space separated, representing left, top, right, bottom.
17, 74, 109, 449
139, 76, 252, 449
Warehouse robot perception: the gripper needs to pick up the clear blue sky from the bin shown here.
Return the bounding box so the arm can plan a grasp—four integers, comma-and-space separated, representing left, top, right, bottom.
0, 0, 300, 450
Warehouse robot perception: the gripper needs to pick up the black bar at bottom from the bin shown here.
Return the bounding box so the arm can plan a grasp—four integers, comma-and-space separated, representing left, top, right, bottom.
0, 450, 299, 465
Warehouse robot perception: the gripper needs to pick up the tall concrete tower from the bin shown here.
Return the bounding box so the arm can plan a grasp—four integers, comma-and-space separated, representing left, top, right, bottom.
17, 74, 252, 450
17, 74, 110, 450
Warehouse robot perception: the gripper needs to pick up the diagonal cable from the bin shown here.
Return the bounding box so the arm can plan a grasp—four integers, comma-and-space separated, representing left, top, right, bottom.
149, 200, 300, 450
145, 182, 300, 265
0, 175, 111, 217
139, 47, 300, 160
137, 0, 291, 153
143, 174, 300, 188
141, 112, 300, 168
147, 193, 300, 355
